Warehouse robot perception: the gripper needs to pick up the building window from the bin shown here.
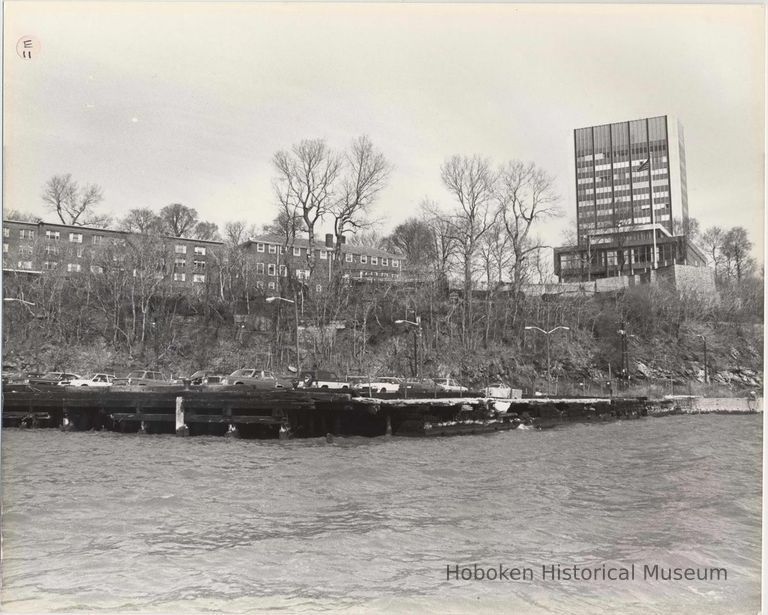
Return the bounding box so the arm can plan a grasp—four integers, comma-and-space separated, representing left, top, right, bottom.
20, 229, 34, 240
320, 250, 328, 260
193, 260, 206, 272
267, 264, 276, 276
268, 244, 277, 254
267, 281, 276, 290
43, 261, 57, 270
91, 265, 104, 274
256, 243, 265, 253
2, 243, 7, 253
345, 253, 353, 263
193, 274, 205, 283
174, 258, 186, 271
256, 262, 265, 274
194, 246, 206, 256
45, 230, 60, 240
382, 257, 388, 266
113, 238, 126, 247
371, 256, 378, 265
76, 247, 84, 258
279, 265, 287, 277
293, 247, 301, 256
3, 228, 9, 238
17, 261, 33, 270
175, 245, 187, 254
67, 263, 82, 273
256, 280, 264, 289
360, 255, 367, 264
392, 259, 399, 267
68, 233, 83, 243
45, 246, 59, 256
92, 235, 104, 245
316, 284, 322, 293
19, 246, 33, 257
173, 273, 186, 282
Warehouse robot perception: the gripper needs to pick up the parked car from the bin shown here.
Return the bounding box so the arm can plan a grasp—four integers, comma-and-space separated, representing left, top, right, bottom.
60, 373, 115, 387
27, 371, 82, 386
351, 376, 402, 394
222, 369, 288, 388
179, 370, 226, 386
434, 377, 469, 393
113, 370, 171, 386
402, 377, 440, 397
296, 370, 350, 390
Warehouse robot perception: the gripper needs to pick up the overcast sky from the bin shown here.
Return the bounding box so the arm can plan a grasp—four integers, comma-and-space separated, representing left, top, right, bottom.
4, 2, 765, 260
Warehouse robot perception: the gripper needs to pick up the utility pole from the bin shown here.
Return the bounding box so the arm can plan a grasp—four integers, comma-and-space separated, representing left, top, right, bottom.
697, 334, 708, 384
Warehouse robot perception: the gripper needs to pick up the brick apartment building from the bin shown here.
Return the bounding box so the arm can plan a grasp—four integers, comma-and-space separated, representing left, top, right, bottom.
2, 219, 221, 286
2, 221, 407, 296
239, 233, 405, 294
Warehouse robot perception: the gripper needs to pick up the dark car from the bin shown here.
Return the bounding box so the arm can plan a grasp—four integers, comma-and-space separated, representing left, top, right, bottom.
180, 370, 226, 386
27, 371, 82, 386
401, 377, 441, 397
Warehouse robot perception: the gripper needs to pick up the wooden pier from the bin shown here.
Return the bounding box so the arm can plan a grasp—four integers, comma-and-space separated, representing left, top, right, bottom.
1, 385, 650, 438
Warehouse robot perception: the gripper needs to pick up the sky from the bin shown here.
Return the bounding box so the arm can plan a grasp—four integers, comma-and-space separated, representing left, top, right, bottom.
3, 2, 765, 261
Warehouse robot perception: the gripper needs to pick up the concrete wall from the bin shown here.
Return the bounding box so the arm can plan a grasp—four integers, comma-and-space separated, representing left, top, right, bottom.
655, 264, 717, 297
667, 396, 763, 414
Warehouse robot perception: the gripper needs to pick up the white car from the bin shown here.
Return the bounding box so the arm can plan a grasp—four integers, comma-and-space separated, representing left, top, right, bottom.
352, 376, 402, 394
434, 377, 468, 393
60, 373, 115, 387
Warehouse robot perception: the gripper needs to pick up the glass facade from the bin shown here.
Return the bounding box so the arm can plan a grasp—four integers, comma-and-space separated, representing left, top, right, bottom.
574, 115, 686, 247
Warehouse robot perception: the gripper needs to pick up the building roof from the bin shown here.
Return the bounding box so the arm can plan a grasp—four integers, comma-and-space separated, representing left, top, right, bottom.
243, 233, 403, 260
2, 219, 223, 246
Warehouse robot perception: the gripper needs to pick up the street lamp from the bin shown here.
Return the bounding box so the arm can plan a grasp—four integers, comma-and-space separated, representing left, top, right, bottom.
395, 315, 422, 378
696, 334, 708, 384
524, 325, 570, 395
266, 296, 300, 373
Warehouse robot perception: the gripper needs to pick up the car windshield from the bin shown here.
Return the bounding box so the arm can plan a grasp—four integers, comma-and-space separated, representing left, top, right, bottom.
128, 371, 146, 378
42, 372, 63, 379
189, 371, 206, 379
230, 369, 255, 377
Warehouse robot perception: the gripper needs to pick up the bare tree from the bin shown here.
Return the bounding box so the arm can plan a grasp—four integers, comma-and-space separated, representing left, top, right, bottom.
193, 221, 220, 241
272, 139, 341, 280
4, 209, 42, 223
120, 208, 163, 234
331, 136, 391, 262
722, 226, 754, 282
159, 203, 199, 238
347, 229, 387, 249
700, 225, 725, 279
497, 161, 560, 288
440, 155, 499, 347
42, 174, 106, 226
385, 217, 436, 275
421, 199, 459, 287
224, 220, 256, 246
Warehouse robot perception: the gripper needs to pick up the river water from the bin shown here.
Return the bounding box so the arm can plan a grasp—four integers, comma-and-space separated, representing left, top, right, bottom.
0, 415, 762, 614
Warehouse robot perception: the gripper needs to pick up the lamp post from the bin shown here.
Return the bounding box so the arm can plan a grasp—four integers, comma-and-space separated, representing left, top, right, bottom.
524, 325, 570, 395
696, 334, 708, 384
266, 296, 300, 373
395, 315, 422, 378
